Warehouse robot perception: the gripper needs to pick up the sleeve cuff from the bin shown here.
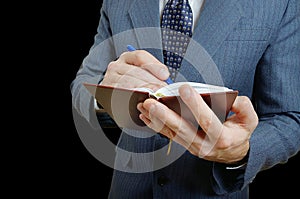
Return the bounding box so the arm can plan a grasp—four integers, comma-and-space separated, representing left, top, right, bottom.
226, 162, 247, 170
225, 152, 249, 170
210, 151, 249, 194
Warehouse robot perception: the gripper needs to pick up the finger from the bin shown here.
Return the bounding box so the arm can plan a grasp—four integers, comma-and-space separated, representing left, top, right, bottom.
230, 96, 258, 131
137, 101, 166, 132
106, 61, 167, 89
142, 99, 199, 146
119, 67, 168, 88
137, 103, 149, 119
119, 50, 170, 80
179, 84, 224, 141
139, 101, 206, 153
108, 60, 154, 81
139, 113, 152, 127
160, 126, 194, 151
138, 102, 170, 135
103, 71, 152, 88
139, 111, 195, 150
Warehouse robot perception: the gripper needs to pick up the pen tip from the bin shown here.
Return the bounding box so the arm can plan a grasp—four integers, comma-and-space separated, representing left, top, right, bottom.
165, 77, 174, 84
127, 45, 136, 52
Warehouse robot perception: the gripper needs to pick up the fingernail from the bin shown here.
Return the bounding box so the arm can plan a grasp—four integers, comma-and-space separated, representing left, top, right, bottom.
149, 104, 156, 114
159, 68, 170, 79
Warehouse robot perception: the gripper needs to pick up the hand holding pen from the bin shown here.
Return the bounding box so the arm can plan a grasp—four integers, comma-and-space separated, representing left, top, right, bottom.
100, 45, 171, 90
127, 45, 174, 85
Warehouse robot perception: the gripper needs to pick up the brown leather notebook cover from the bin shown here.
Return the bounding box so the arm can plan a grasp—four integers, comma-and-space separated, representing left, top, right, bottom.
84, 83, 238, 129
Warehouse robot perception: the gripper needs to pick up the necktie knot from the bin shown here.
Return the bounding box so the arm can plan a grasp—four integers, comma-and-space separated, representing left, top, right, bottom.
169, 0, 189, 8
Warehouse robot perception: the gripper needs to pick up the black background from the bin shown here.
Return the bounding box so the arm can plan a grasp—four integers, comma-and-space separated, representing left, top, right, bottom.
48, 0, 300, 198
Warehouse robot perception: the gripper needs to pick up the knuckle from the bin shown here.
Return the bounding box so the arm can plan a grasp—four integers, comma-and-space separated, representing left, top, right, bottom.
215, 136, 232, 150
119, 51, 127, 59
239, 96, 259, 128
252, 114, 259, 127
239, 96, 250, 105
133, 50, 146, 62
198, 148, 212, 160
201, 117, 213, 129
196, 150, 205, 159
239, 96, 250, 107
107, 61, 118, 71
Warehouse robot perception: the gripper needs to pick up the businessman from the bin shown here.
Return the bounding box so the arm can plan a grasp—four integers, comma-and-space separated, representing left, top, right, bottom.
71, 0, 300, 198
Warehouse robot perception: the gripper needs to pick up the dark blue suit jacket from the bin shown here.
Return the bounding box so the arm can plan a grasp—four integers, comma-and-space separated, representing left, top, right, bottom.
71, 0, 300, 198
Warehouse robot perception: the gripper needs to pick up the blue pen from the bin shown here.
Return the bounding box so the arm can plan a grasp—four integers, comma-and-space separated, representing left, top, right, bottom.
127, 45, 174, 84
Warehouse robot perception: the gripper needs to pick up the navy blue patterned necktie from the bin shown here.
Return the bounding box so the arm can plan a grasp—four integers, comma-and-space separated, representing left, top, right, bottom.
161, 0, 193, 81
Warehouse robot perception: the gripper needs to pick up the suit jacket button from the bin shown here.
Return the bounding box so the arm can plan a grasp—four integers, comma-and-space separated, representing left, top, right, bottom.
158, 175, 169, 186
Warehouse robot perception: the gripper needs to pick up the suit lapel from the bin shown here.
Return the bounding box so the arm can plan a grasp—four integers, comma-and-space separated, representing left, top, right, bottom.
178, 0, 245, 83
128, 0, 163, 62
128, 0, 160, 28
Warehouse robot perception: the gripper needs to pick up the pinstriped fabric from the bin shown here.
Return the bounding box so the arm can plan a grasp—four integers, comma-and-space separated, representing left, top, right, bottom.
70, 0, 300, 198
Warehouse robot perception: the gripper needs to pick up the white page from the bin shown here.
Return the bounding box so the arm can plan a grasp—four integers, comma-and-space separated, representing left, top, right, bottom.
155, 82, 232, 97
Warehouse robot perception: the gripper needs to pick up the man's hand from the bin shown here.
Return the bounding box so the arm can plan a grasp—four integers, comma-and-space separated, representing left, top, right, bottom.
100, 50, 170, 91
137, 84, 258, 164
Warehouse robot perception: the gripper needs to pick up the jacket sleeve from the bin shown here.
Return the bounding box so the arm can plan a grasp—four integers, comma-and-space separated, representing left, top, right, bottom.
70, 0, 117, 129
211, 0, 300, 194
